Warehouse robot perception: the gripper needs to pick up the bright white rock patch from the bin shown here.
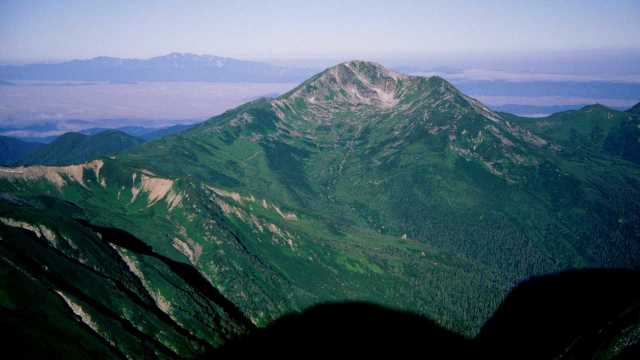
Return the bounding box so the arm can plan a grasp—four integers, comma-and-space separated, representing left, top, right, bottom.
0, 160, 104, 189
130, 172, 183, 211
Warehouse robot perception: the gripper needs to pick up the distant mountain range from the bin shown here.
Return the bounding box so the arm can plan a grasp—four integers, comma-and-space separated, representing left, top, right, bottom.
79, 123, 196, 141
0, 53, 316, 82
453, 79, 640, 101
492, 103, 627, 116
1, 122, 195, 142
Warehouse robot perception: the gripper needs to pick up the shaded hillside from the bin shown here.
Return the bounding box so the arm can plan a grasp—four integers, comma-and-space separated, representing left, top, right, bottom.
627, 102, 640, 115
478, 269, 640, 360
0, 194, 253, 358
20, 130, 143, 165
0, 136, 44, 165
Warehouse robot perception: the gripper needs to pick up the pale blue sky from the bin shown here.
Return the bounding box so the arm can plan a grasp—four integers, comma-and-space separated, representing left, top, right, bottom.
1, 0, 639, 63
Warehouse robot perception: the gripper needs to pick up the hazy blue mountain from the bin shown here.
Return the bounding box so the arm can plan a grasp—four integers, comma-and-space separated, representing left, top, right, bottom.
20, 130, 143, 165
3, 135, 58, 144
0, 53, 315, 83
0, 136, 44, 165
0, 121, 94, 143
1, 123, 196, 146
628, 102, 640, 115
80, 124, 196, 140
0, 122, 59, 135
491, 103, 616, 116
77, 127, 112, 136
110, 126, 175, 138
453, 80, 640, 100
140, 124, 196, 140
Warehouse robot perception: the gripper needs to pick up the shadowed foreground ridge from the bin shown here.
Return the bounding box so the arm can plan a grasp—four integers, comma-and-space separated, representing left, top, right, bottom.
214, 302, 470, 357
212, 269, 640, 359
0, 196, 254, 359
478, 269, 640, 360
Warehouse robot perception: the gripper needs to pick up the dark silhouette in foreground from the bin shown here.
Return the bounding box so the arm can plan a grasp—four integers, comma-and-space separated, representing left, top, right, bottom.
213, 269, 640, 359
214, 302, 470, 357
477, 269, 640, 359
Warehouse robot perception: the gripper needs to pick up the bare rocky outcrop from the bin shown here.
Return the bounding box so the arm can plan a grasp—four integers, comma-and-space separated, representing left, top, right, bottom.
0, 217, 58, 245
0, 160, 104, 189
130, 172, 183, 211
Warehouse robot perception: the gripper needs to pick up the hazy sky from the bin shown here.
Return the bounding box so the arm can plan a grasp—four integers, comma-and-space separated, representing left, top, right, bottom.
1, 0, 639, 63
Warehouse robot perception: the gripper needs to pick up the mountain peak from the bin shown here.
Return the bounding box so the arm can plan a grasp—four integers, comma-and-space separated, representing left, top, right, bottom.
336, 60, 403, 77
280, 60, 409, 109
276, 60, 482, 122
329, 60, 407, 84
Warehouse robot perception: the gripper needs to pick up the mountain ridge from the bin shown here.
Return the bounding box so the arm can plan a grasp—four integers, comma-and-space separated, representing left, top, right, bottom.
0, 53, 316, 82
20, 129, 143, 165
0, 136, 44, 165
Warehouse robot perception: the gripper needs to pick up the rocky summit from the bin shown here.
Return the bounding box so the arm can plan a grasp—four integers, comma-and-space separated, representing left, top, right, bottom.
1, 61, 639, 358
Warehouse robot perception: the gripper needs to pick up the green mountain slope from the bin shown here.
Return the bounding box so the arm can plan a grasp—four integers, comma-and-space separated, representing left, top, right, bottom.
120, 61, 639, 276
511, 104, 640, 165
20, 130, 143, 165
0, 194, 252, 358
0, 136, 44, 165
1, 61, 639, 356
